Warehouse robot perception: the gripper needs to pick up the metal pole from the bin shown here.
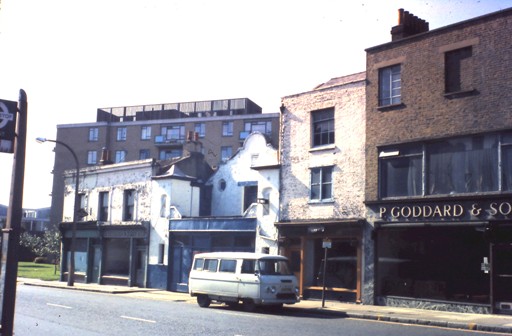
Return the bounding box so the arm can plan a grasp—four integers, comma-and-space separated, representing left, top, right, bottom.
321, 246, 328, 308
52, 140, 79, 287
37, 138, 79, 286
0, 89, 28, 336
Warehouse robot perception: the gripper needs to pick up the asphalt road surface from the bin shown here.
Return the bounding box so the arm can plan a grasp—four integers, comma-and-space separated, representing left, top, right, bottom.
13, 284, 505, 336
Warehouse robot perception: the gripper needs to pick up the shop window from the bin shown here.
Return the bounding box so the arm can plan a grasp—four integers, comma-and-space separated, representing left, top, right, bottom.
311, 108, 335, 147
310, 166, 333, 201
445, 46, 472, 93
379, 64, 401, 106
376, 227, 489, 304
313, 239, 357, 290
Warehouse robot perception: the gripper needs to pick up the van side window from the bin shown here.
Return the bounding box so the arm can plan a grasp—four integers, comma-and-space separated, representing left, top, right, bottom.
241, 259, 256, 274
204, 259, 219, 272
219, 259, 237, 273
193, 258, 204, 271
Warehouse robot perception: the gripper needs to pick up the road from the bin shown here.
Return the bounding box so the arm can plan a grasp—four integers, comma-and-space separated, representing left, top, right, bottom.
14, 284, 505, 336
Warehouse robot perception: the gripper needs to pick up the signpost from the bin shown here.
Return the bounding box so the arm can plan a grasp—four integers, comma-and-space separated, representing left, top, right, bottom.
321, 238, 331, 308
0, 91, 27, 336
0, 99, 18, 154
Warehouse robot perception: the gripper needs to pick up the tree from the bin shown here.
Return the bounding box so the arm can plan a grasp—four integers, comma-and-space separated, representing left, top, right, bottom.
20, 230, 61, 273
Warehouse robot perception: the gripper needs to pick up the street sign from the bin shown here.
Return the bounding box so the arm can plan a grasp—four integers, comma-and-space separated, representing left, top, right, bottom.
322, 239, 332, 249
0, 99, 18, 154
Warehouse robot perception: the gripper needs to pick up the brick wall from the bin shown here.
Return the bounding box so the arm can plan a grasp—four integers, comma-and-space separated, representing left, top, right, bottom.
365, 9, 512, 200
280, 73, 366, 221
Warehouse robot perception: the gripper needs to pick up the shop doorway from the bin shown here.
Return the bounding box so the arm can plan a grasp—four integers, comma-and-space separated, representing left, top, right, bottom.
492, 243, 512, 314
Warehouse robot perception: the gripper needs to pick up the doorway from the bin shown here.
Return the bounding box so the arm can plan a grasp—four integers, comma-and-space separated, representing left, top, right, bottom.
492, 243, 512, 314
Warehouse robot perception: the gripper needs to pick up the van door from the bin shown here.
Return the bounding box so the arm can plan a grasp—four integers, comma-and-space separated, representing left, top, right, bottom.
217, 259, 238, 297
238, 259, 260, 299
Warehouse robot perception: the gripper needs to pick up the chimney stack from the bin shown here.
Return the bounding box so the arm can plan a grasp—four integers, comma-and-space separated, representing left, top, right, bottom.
391, 8, 429, 41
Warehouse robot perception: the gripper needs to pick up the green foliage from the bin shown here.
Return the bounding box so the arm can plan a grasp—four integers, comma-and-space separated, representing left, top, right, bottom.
18, 262, 60, 281
20, 230, 61, 263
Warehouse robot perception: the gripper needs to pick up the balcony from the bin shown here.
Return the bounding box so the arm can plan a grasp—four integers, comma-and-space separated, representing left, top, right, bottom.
154, 135, 186, 147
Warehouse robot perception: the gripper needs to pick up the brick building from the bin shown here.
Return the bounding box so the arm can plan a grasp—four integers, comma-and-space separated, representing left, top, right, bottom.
278, 72, 367, 302
365, 8, 512, 314
50, 98, 279, 228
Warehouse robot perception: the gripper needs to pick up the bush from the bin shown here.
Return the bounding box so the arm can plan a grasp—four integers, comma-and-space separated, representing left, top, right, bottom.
33, 257, 48, 264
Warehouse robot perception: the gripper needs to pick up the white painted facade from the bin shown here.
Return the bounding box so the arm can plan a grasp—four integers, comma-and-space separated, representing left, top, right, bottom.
207, 132, 280, 254
62, 159, 156, 225
62, 158, 203, 269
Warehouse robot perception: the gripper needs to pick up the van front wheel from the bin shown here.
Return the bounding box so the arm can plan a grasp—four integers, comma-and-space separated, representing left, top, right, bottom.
242, 299, 256, 312
197, 295, 211, 308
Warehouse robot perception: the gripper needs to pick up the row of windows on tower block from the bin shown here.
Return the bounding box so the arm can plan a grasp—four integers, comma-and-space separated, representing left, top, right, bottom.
378, 45, 474, 107
86, 146, 235, 165
87, 121, 273, 142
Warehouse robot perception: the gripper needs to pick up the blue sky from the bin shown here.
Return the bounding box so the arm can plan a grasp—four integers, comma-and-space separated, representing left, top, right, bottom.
0, 0, 511, 209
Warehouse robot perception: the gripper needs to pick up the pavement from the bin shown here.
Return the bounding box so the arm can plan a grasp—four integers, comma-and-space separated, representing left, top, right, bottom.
17, 278, 512, 334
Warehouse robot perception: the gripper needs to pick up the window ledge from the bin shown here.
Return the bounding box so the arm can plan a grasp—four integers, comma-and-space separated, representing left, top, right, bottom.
309, 144, 336, 152
444, 89, 478, 99
308, 199, 335, 205
377, 103, 405, 112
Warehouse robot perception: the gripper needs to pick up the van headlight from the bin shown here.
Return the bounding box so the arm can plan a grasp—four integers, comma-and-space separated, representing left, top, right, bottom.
266, 286, 276, 294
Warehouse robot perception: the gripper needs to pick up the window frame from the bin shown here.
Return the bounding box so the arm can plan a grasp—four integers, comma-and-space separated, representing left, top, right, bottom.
87, 150, 97, 165
88, 127, 99, 142
115, 150, 126, 163
98, 191, 109, 222
220, 146, 232, 162
123, 189, 135, 221
309, 166, 334, 202
222, 121, 233, 137
194, 123, 206, 138
116, 127, 127, 141
378, 64, 402, 107
311, 108, 335, 148
444, 46, 473, 94
141, 126, 151, 140
378, 132, 511, 199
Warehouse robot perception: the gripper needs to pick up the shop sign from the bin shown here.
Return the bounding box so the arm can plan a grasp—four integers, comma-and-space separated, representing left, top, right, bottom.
0, 99, 18, 154
378, 200, 512, 221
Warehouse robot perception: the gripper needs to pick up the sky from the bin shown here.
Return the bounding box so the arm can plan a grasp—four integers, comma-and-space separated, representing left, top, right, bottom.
0, 0, 511, 209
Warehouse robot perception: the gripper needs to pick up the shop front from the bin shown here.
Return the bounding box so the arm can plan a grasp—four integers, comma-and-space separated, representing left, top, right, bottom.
167, 217, 257, 292
59, 221, 149, 287
368, 197, 512, 314
276, 220, 364, 302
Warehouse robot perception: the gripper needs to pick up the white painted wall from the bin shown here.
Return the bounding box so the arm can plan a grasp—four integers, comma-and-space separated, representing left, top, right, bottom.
207, 132, 280, 254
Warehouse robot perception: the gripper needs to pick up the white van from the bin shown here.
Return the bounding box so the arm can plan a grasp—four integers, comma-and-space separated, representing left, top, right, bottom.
189, 252, 299, 311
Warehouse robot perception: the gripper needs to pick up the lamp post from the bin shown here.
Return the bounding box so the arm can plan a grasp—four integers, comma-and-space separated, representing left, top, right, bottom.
36, 137, 79, 286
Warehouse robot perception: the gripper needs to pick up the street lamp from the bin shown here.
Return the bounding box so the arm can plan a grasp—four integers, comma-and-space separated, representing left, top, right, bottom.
36, 137, 79, 286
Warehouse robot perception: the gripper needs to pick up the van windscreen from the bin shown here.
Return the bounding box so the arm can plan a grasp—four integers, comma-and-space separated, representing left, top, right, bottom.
258, 259, 293, 275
